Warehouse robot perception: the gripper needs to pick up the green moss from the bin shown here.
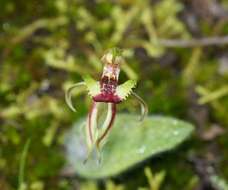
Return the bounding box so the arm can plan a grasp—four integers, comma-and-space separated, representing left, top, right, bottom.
0, 0, 228, 189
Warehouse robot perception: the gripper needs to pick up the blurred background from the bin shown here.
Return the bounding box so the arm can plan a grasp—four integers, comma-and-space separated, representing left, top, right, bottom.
0, 0, 228, 189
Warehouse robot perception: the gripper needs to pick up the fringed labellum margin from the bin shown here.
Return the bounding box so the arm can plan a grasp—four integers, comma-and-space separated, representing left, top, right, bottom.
65, 48, 148, 163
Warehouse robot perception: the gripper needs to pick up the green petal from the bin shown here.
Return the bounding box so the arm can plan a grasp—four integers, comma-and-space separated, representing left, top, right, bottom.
83, 75, 100, 97
116, 80, 137, 100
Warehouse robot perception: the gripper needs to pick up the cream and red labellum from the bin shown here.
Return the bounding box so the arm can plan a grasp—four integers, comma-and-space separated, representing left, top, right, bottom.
65, 48, 148, 163
93, 64, 122, 103
94, 53, 122, 103
93, 77, 122, 103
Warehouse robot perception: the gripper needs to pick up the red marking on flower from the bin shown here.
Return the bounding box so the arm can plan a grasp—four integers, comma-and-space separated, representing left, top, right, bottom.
65, 48, 148, 163
93, 76, 122, 103
93, 94, 121, 103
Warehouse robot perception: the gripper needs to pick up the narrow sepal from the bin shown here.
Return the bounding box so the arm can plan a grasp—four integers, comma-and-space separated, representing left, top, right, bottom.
96, 103, 116, 150
131, 92, 148, 121
84, 101, 100, 163
65, 82, 86, 112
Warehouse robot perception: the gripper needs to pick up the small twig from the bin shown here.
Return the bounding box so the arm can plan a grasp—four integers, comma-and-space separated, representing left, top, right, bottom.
18, 139, 31, 190
158, 36, 228, 48
1, 17, 67, 61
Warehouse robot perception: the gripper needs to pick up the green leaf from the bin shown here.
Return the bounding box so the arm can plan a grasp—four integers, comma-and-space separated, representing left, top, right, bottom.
83, 75, 100, 97
64, 114, 194, 178
116, 80, 137, 100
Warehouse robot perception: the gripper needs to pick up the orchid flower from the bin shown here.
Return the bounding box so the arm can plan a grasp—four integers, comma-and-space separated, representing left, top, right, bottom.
65, 48, 148, 162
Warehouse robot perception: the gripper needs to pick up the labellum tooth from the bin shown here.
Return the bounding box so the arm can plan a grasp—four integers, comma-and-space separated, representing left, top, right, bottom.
116, 79, 137, 101
83, 75, 100, 97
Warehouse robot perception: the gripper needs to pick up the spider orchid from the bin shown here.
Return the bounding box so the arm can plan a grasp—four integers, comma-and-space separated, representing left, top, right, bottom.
65, 48, 148, 162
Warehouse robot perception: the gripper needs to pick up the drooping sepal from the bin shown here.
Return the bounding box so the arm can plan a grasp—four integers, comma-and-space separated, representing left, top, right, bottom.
65, 82, 86, 112
116, 80, 137, 100
84, 101, 101, 164
83, 75, 100, 97
84, 102, 117, 164
96, 103, 116, 150
131, 92, 148, 121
